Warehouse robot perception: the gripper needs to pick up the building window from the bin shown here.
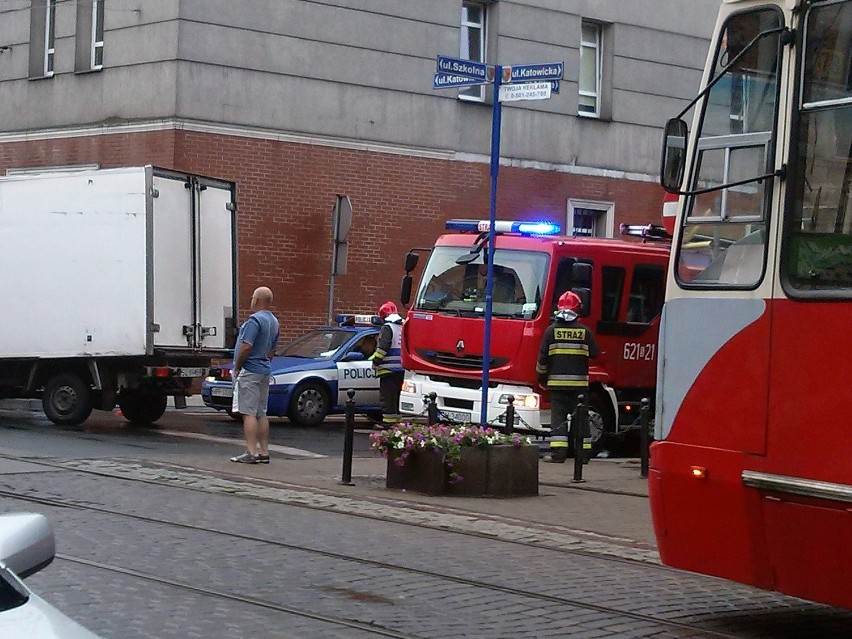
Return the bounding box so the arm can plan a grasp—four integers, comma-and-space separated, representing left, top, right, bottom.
91, 0, 104, 69
579, 20, 602, 117
568, 199, 614, 238
44, 0, 56, 76
459, 2, 486, 102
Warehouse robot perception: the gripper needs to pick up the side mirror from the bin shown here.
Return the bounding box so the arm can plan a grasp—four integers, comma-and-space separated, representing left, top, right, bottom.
342, 351, 366, 362
404, 251, 419, 273
0, 512, 55, 579
400, 274, 413, 306
661, 118, 688, 193
572, 287, 592, 318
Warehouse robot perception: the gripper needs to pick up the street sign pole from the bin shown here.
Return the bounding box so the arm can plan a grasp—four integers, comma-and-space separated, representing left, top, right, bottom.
432, 55, 562, 427
480, 65, 502, 427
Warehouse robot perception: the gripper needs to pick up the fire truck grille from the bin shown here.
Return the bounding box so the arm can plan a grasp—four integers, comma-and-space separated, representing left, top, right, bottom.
427, 375, 498, 390
418, 350, 508, 371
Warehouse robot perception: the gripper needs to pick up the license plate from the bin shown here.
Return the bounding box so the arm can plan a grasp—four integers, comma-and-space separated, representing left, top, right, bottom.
211, 387, 233, 398
178, 367, 206, 378
441, 409, 471, 423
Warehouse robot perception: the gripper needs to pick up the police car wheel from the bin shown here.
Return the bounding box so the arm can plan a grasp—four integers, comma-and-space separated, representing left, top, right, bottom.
288, 381, 329, 427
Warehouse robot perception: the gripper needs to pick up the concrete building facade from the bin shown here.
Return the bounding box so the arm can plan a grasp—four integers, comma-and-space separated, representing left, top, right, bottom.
0, 0, 717, 336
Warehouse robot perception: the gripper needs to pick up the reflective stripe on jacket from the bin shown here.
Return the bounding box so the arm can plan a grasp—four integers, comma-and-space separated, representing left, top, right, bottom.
372, 321, 403, 375
535, 319, 600, 390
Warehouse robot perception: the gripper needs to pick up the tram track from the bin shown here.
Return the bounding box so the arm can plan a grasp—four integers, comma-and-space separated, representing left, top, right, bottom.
0, 482, 754, 639
2, 454, 660, 563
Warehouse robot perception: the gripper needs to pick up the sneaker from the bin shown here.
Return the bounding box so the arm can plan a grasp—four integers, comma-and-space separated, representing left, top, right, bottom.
257, 454, 270, 464
230, 452, 259, 464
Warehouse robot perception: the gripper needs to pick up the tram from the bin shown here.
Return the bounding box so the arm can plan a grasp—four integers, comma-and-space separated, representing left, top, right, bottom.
651, 0, 851, 609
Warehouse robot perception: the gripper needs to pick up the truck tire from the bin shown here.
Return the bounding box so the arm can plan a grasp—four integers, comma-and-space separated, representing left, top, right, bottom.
42, 373, 93, 426
587, 394, 614, 458
288, 381, 329, 427
118, 391, 167, 426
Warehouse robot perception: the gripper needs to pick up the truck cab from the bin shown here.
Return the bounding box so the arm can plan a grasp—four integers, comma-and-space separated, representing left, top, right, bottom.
399, 219, 669, 450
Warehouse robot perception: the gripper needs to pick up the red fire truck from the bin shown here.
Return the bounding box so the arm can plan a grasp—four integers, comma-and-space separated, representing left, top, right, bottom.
398, 219, 670, 453
652, 0, 851, 609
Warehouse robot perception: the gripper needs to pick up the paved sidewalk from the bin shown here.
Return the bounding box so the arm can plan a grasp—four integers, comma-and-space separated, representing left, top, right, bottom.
181, 448, 657, 550
1, 397, 656, 554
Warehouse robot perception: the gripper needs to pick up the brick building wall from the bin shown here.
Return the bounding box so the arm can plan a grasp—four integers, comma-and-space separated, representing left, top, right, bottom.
0, 130, 665, 340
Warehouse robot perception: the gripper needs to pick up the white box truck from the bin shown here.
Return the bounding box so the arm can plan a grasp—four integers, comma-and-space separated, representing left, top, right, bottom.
0, 166, 237, 425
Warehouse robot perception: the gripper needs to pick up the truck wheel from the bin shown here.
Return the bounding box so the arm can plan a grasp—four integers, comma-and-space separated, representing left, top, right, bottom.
587, 394, 615, 458
118, 391, 167, 425
42, 373, 92, 426
288, 381, 329, 427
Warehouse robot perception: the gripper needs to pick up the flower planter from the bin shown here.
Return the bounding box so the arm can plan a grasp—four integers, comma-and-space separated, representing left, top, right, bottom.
385, 444, 538, 497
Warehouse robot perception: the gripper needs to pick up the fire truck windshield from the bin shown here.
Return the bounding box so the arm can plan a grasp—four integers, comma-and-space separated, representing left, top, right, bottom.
413, 247, 549, 319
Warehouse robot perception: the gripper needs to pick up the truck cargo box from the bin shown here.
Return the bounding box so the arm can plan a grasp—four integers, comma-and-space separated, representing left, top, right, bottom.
0, 166, 236, 359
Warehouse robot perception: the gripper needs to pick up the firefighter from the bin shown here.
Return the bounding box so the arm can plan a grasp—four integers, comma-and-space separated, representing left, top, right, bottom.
372, 301, 404, 427
536, 291, 600, 462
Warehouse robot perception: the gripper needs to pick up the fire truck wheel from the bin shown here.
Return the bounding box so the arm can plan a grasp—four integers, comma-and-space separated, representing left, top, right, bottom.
42, 373, 93, 426
118, 391, 167, 426
586, 394, 614, 457
288, 381, 329, 427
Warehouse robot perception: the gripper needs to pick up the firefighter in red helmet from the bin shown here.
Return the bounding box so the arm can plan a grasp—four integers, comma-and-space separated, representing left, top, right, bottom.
536, 291, 600, 462
372, 301, 404, 426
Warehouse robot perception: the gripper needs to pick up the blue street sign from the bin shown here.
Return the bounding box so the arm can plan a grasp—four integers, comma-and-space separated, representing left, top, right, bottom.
436, 55, 490, 82
551, 80, 560, 94
433, 73, 487, 90
507, 62, 564, 84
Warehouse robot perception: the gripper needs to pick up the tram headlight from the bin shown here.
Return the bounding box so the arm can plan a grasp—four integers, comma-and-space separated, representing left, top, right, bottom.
498, 393, 539, 409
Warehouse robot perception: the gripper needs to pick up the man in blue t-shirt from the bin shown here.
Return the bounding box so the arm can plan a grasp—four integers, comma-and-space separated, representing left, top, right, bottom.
230, 286, 280, 464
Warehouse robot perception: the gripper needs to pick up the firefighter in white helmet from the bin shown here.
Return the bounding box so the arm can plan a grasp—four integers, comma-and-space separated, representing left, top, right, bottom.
372, 301, 404, 427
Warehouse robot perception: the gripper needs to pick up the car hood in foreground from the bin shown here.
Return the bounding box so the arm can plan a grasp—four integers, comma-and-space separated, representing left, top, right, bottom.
0, 592, 103, 639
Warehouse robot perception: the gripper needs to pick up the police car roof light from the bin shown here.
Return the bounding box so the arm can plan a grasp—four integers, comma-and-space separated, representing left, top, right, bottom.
335, 313, 379, 327
445, 219, 561, 236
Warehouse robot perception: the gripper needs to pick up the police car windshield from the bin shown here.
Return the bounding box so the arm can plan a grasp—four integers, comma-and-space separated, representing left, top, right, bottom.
276, 329, 352, 359
414, 247, 549, 319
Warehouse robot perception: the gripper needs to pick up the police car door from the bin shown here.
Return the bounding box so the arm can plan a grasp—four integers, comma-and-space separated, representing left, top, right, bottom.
336, 334, 381, 407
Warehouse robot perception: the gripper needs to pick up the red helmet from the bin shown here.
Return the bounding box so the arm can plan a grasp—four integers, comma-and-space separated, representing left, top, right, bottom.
557, 291, 582, 312
378, 301, 398, 319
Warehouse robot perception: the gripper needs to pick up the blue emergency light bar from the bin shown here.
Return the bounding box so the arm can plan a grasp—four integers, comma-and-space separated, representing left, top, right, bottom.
445, 219, 561, 236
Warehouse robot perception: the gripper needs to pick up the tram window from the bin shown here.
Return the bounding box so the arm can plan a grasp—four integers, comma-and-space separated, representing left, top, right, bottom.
679, 222, 766, 286
783, 1, 852, 294
677, 7, 780, 289
627, 266, 665, 323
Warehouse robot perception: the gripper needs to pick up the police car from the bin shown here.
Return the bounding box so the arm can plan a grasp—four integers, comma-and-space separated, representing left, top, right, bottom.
201, 315, 383, 426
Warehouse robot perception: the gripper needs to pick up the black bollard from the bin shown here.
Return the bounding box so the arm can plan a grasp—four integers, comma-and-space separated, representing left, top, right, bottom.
339, 389, 356, 486
426, 391, 439, 425
572, 394, 586, 483
504, 394, 515, 435
640, 397, 651, 479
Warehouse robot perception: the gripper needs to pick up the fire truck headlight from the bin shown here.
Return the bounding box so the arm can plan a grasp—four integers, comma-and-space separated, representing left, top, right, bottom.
402, 380, 417, 395
498, 394, 539, 409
